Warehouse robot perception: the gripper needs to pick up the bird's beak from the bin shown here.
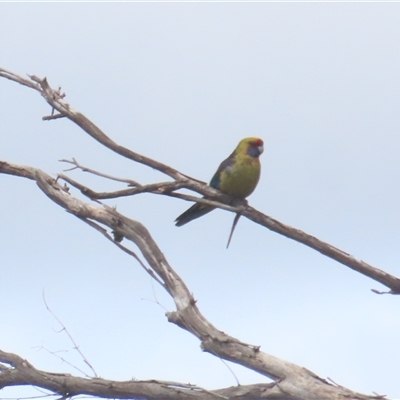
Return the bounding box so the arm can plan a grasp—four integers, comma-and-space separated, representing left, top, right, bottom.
258, 145, 264, 154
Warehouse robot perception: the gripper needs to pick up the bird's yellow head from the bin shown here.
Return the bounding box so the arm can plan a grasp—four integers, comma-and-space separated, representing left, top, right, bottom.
236, 137, 264, 158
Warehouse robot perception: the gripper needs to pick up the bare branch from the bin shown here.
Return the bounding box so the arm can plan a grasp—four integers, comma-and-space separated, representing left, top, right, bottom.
0, 68, 41, 92
0, 161, 383, 400
243, 205, 400, 294
0, 348, 299, 400
27, 74, 186, 182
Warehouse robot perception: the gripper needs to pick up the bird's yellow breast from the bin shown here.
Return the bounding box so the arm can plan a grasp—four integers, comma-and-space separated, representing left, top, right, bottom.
219, 157, 261, 199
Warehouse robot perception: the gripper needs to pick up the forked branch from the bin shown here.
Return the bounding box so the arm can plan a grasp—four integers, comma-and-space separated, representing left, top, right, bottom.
0, 161, 384, 400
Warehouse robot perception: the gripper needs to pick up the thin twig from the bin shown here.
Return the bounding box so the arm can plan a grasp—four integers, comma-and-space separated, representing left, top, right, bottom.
219, 358, 240, 386
60, 158, 142, 187
77, 215, 166, 289
58, 173, 185, 201
34, 346, 90, 378
42, 292, 98, 377
43, 114, 65, 121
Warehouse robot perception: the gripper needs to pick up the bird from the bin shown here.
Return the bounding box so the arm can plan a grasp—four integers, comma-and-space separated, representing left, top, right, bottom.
175, 137, 264, 227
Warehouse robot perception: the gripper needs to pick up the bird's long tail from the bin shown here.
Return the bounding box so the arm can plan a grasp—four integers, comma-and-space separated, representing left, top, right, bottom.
175, 202, 215, 226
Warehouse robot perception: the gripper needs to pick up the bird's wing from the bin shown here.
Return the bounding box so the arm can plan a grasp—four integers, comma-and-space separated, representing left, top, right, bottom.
209, 154, 235, 189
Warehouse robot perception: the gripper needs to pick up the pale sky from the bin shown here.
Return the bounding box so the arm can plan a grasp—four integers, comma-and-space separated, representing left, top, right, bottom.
1, 3, 400, 399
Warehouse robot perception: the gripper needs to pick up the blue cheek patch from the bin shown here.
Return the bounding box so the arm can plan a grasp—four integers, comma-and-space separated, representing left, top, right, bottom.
247, 147, 259, 157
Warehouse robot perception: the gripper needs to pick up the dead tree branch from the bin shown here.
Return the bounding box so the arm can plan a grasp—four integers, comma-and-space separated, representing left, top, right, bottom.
1, 68, 398, 294
0, 349, 292, 400
0, 161, 384, 400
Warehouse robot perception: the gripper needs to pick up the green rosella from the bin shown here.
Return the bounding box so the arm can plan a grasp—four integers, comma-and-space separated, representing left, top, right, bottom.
175, 137, 264, 226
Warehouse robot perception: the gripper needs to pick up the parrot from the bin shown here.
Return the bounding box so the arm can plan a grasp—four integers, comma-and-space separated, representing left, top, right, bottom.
175, 137, 264, 227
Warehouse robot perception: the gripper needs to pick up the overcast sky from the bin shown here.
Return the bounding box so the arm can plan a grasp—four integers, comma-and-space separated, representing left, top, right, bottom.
1, 3, 400, 399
